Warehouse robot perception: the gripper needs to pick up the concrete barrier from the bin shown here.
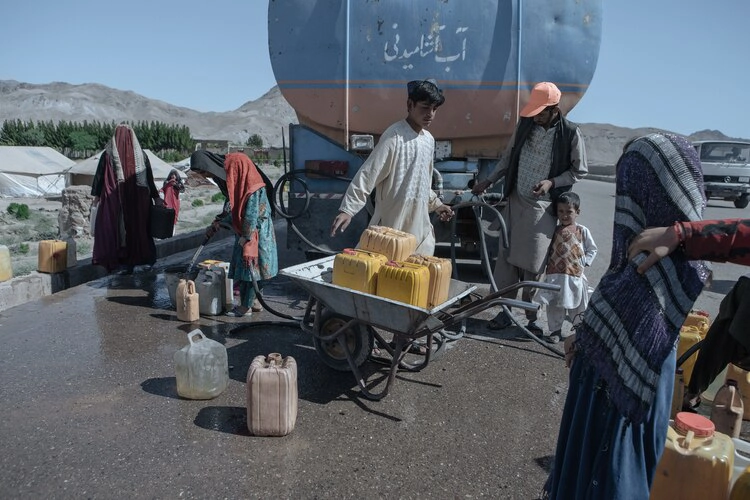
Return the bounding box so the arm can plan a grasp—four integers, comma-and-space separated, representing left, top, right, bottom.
586, 164, 616, 183
0, 229, 233, 313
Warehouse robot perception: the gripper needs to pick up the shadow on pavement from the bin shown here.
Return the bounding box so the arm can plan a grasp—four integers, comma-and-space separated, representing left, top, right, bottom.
708, 278, 738, 295
194, 406, 251, 436
460, 318, 564, 361
215, 324, 411, 421
534, 455, 554, 476
141, 376, 181, 400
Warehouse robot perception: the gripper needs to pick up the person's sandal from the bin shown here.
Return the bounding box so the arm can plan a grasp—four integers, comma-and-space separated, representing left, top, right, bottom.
225, 307, 252, 317
526, 320, 544, 334
545, 330, 562, 344
488, 311, 513, 330
682, 394, 701, 412
251, 299, 263, 312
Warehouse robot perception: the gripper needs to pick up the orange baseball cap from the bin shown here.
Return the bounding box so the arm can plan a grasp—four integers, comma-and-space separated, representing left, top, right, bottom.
520, 82, 562, 117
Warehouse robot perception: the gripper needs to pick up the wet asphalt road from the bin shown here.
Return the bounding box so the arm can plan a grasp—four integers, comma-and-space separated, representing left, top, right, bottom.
0, 179, 746, 499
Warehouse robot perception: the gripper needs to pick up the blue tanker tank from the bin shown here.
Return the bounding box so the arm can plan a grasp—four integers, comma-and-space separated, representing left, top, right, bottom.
268, 0, 602, 252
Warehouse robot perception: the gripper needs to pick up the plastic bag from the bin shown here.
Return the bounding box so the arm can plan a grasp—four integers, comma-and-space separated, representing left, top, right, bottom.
89, 204, 98, 235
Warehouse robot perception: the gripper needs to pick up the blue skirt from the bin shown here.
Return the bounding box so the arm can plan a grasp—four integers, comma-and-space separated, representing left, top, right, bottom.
543, 348, 675, 499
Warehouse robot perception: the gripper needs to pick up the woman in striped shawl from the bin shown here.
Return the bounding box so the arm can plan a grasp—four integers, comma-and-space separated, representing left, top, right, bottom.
543, 133, 710, 499
91, 124, 163, 273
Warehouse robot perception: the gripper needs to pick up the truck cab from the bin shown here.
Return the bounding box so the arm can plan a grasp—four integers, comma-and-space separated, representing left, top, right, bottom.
693, 141, 750, 209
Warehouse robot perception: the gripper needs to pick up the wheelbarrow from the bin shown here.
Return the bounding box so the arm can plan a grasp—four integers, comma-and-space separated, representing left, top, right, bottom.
281, 255, 560, 400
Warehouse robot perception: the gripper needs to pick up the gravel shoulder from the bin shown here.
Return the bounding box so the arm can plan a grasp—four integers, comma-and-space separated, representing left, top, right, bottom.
0, 163, 285, 277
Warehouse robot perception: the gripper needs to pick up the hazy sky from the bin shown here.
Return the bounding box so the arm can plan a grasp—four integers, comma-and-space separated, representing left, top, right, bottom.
1, 1, 747, 138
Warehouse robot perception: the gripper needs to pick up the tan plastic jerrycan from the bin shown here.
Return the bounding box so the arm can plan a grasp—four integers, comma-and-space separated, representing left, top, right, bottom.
683, 310, 710, 338
0, 245, 12, 282
711, 380, 744, 438
677, 325, 702, 385
650, 412, 734, 500
670, 368, 685, 420
176, 279, 200, 322
732, 438, 750, 494
37, 239, 67, 273
726, 364, 750, 420
732, 465, 750, 500
246, 353, 298, 436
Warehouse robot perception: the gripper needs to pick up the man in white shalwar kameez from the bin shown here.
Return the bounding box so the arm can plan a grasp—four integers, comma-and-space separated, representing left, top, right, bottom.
331, 79, 454, 255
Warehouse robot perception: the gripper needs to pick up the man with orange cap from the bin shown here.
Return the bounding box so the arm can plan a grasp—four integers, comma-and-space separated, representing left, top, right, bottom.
472, 82, 588, 334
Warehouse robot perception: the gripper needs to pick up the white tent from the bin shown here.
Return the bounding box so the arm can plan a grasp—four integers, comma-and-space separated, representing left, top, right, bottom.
67, 149, 176, 187
173, 156, 191, 172
0, 146, 76, 197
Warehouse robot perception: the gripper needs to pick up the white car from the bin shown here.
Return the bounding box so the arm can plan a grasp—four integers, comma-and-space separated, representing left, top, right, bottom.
693, 140, 750, 209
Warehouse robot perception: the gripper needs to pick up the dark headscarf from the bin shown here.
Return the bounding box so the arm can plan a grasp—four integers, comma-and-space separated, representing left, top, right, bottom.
162, 169, 184, 191
190, 150, 275, 215
190, 150, 229, 197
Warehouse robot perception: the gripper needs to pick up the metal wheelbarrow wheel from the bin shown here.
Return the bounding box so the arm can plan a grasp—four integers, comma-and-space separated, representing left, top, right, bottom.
313, 310, 373, 372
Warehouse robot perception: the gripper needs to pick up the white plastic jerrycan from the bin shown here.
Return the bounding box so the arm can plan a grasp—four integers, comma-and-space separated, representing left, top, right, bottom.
173, 329, 229, 400
196, 267, 225, 316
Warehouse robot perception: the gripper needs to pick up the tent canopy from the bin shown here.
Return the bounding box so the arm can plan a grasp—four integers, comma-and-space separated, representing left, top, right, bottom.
0, 146, 76, 197
172, 157, 191, 171
68, 149, 177, 187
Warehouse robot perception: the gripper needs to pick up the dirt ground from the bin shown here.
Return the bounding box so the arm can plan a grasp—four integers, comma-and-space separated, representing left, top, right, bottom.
0, 163, 285, 278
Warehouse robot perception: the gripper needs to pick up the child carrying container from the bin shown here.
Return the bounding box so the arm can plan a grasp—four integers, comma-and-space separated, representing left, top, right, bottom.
536, 191, 597, 343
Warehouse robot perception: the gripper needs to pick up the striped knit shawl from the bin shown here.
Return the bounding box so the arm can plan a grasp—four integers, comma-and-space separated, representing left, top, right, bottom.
576, 133, 710, 424
106, 124, 149, 188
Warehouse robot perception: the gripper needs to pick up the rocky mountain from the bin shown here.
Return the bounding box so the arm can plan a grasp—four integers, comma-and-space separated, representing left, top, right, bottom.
0, 80, 297, 148
0, 80, 745, 166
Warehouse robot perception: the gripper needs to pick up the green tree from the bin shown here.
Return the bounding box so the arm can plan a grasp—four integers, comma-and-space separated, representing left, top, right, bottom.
1, 118, 194, 159
246, 134, 263, 149
0, 119, 22, 145
20, 127, 45, 146
68, 130, 98, 151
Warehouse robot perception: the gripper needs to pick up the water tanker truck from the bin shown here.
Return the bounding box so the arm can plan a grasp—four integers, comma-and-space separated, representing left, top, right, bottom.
268, 0, 602, 256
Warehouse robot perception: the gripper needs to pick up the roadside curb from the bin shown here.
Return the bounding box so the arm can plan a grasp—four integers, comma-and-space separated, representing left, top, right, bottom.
586, 173, 616, 184
0, 229, 233, 313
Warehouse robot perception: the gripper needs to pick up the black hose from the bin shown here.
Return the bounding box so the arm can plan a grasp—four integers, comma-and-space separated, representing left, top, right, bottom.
187, 219, 304, 324
249, 271, 303, 322
185, 235, 213, 275
230, 321, 301, 335
271, 169, 355, 255
222, 272, 303, 332
439, 196, 509, 342
447, 198, 508, 292
677, 339, 703, 368
443, 196, 563, 358
438, 324, 466, 342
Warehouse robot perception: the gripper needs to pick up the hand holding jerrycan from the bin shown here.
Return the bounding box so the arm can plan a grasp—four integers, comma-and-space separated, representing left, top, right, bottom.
174, 329, 228, 399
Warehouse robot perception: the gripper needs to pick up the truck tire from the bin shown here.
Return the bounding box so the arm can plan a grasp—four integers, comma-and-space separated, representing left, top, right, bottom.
735, 195, 749, 209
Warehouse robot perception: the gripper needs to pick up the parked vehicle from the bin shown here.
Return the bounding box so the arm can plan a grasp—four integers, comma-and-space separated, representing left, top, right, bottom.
693, 141, 750, 209
268, 0, 603, 253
